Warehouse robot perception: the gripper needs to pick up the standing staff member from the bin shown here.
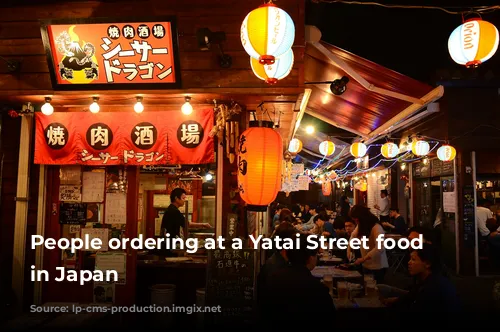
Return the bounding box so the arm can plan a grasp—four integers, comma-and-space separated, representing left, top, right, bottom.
160, 188, 211, 255
374, 190, 390, 223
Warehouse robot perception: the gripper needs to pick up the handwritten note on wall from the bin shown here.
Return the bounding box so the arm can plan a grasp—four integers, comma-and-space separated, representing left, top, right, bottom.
82, 171, 105, 203
105, 192, 127, 224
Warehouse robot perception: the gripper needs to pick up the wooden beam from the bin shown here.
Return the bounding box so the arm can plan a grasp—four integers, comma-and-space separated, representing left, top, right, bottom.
290, 88, 311, 141
306, 107, 369, 139
310, 42, 425, 105
12, 113, 33, 313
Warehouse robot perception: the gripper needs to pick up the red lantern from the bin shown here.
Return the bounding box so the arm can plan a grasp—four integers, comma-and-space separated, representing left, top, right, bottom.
237, 121, 283, 211
322, 181, 332, 196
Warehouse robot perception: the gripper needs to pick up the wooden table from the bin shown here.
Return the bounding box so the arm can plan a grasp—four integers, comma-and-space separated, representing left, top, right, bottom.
311, 266, 362, 279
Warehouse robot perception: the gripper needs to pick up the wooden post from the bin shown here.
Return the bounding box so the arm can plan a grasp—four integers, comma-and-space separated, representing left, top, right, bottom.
33, 165, 47, 305
12, 113, 33, 312
216, 142, 223, 238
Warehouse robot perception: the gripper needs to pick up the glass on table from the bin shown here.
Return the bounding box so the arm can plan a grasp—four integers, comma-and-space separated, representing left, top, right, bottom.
323, 274, 333, 296
365, 280, 378, 298
337, 281, 349, 300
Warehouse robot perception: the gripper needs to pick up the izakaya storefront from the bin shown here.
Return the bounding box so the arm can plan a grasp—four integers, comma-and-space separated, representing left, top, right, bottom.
32, 18, 218, 306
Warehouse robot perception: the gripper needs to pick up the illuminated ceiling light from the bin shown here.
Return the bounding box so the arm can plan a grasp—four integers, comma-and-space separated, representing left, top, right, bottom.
181, 96, 193, 115
205, 173, 213, 181
448, 18, 499, 68
305, 125, 314, 134
41, 97, 54, 116
134, 96, 144, 113
241, 2, 295, 65
401, 163, 407, 171
89, 97, 100, 113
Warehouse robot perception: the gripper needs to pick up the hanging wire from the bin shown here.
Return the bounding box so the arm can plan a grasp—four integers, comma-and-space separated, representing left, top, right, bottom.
312, 1, 500, 15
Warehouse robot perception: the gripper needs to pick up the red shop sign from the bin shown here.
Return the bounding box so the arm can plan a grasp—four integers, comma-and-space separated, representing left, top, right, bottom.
40, 18, 181, 90
34, 110, 214, 166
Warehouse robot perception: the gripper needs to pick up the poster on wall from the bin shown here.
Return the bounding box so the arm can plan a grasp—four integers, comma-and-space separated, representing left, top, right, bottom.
59, 185, 82, 202
59, 166, 82, 184
40, 18, 181, 90
34, 110, 214, 166
105, 193, 127, 224
82, 171, 105, 202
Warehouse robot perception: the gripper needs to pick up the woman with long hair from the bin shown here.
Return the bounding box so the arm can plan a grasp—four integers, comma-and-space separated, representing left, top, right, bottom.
347, 204, 389, 283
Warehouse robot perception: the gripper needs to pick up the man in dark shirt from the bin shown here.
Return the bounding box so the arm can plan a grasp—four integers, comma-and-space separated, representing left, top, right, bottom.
160, 187, 211, 239
260, 234, 335, 328
383, 208, 407, 235
384, 244, 460, 319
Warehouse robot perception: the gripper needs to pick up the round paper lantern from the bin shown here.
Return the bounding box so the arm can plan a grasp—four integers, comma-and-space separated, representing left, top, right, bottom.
350, 142, 367, 158
411, 140, 430, 156
437, 145, 457, 162
241, 3, 295, 65
237, 121, 283, 211
381, 142, 400, 159
250, 48, 294, 84
359, 182, 367, 192
288, 138, 302, 154
319, 140, 335, 156
322, 181, 332, 196
448, 19, 499, 68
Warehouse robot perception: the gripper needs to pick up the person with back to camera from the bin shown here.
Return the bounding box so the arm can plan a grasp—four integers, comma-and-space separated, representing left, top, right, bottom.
347, 205, 389, 283
262, 233, 336, 328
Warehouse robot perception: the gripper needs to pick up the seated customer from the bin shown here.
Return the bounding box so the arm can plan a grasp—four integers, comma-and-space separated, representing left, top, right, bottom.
382, 244, 460, 316
261, 234, 335, 328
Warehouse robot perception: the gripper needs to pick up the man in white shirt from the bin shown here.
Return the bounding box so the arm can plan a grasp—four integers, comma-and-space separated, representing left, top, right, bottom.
477, 199, 498, 237
374, 190, 390, 223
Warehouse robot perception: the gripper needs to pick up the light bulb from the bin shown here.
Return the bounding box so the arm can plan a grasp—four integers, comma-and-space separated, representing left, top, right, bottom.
134, 101, 144, 113
306, 125, 314, 134
205, 173, 213, 181
181, 102, 193, 115
89, 99, 100, 113
41, 101, 53, 115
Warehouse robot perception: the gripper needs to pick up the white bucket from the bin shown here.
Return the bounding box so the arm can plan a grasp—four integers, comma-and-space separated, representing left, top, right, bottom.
196, 288, 205, 329
150, 284, 176, 327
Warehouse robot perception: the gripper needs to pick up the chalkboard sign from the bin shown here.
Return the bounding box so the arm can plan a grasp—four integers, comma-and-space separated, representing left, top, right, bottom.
413, 163, 430, 178
431, 158, 454, 177
462, 185, 475, 247
59, 202, 87, 224
205, 248, 256, 327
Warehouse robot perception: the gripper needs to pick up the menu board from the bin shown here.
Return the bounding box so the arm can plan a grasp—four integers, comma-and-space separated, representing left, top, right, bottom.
105, 193, 127, 224
431, 159, 454, 177
413, 163, 430, 178
205, 248, 256, 327
59, 203, 87, 224
462, 185, 475, 247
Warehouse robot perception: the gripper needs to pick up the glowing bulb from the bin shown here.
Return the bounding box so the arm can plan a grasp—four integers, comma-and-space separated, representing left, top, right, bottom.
134, 101, 144, 113
89, 97, 100, 113
181, 101, 193, 115
401, 163, 407, 171
205, 173, 213, 181
41, 102, 53, 115
305, 125, 314, 134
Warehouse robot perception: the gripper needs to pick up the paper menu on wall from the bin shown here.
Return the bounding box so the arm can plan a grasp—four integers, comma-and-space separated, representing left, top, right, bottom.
105, 193, 127, 224
82, 171, 105, 203
297, 175, 310, 190
443, 191, 456, 213
59, 185, 82, 202
291, 163, 304, 177
81, 228, 109, 251
60, 166, 82, 185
